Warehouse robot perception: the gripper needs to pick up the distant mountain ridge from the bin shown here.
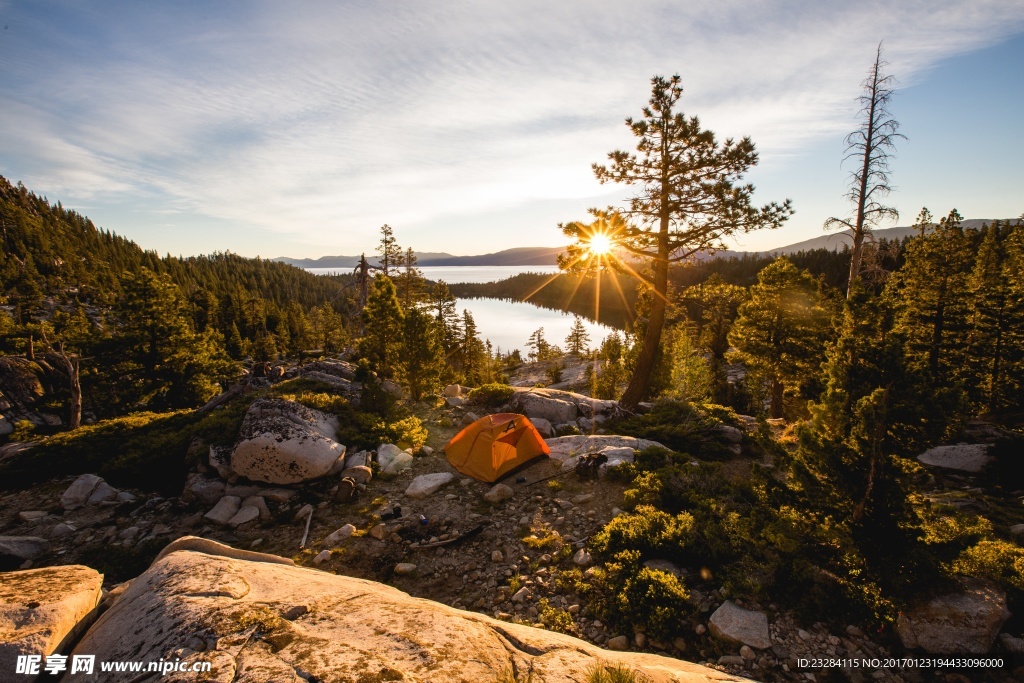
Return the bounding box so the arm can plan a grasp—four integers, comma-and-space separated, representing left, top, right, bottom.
274, 246, 564, 269
276, 219, 1014, 268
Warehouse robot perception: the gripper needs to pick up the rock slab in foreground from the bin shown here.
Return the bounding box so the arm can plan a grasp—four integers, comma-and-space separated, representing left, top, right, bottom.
230, 398, 345, 485
709, 600, 772, 649
67, 539, 748, 683
0, 565, 103, 678
896, 581, 1010, 654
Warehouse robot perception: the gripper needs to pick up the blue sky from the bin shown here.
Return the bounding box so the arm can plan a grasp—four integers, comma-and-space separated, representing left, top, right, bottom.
1, 1, 1022, 258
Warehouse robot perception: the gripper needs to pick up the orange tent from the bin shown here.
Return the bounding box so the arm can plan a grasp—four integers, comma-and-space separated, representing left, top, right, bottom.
444, 413, 550, 483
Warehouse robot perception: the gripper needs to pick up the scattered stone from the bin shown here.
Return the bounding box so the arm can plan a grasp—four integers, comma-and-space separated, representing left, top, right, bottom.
511, 587, 530, 603
259, 488, 296, 503
443, 384, 463, 398
18, 511, 47, 523
420, 445, 434, 457
369, 524, 388, 540
231, 398, 346, 484
226, 483, 262, 499
635, 633, 647, 648
60, 473, 103, 510
115, 491, 137, 503
446, 396, 465, 407
709, 600, 771, 649
461, 412, 480, 427
555, 499, 574, 510
718, 655, 745, 666
204, 496, 242, 526
483, 483, 514, 504
0, 565, 103, 673
241, 495, 271, 521
405, 473, 455, 499
571, 493, 595, 505
896, 581, 1010, 654
917, 444, 992, 473
378, 444, 413, 478
324, 525, 356, 546
51, 523, 76, 539
86, 481, 119, 505
227, 505, 261, 528
182, 474, 227, 507
573, 549, 592, 566
740, 645, 755, 660
394, 563, 417, 576
1009, 524, 1024, 538
607, 635, 630, 651
313, 550, 331, 565
694, 624, 706, 635
491, 551, 504, 563
293, 504, 314, 522
281, 605, 308, 620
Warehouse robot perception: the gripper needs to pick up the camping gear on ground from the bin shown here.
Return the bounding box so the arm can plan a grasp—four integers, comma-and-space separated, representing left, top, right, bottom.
443, 413, 550, 483
574, 452, 608, 479
334, 476, 358, 503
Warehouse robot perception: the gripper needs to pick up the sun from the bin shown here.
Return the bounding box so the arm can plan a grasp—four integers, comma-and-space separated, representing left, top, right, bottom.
588, 232, 614, 256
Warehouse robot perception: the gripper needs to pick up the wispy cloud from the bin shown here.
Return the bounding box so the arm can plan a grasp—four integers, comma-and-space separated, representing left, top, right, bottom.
0, 0, 1021, 256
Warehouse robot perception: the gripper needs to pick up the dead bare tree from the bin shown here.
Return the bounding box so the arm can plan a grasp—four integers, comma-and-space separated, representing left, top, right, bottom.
826, 43, 905, 298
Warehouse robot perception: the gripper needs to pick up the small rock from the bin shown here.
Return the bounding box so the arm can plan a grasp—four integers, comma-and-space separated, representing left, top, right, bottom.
405, 472, 455, 499
635, 633, 647, 648
324, 525, 356, 546
293, 504, 314, 522
573, 549, 592, 566
227, 505, 261, 528
281, 605, 308, 620
484, 484, 514, 504
18, 511, 47, 523
708, 600, 771, 649
570, 493, 594, 505
204, 496, 242, 526
61, 473, 103, 510
115, 491, 137, 503
555, 499, 574, 510
740, 645, 755, 660
313, 550, 331, 565
86, 481, 119, 505
394, 563, 417, 576
369, 524, 388, 540
511, 587, 530, 603
461, 412, 480, 426
695, 624, 706, 635
491, 550, 504, 563
51, 523, 77, 539
242, 495, 271, 521
259, 488, 297, 503
673, 637, 687, 652
607, 635, 629, 651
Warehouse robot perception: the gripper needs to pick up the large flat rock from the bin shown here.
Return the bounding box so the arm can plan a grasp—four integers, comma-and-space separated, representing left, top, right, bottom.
916, 444, 992, 473
230, 398, 346, 484
896, 581, 1009, 654
66, 537, 747, 683
0, 565, 104, 679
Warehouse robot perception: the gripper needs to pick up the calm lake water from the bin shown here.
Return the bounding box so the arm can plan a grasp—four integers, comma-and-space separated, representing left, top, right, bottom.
306, 264, 612, 353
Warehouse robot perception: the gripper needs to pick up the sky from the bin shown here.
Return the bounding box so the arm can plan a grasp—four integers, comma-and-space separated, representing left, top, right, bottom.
1, 1, 1022, 259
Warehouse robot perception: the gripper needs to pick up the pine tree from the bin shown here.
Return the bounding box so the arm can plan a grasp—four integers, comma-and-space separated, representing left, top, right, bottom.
565, 317, 591, 356
887, 209, 972, 392
527, 327, 549, 362
359, 275, 405, 379
402, 307, 443, 401
966, 220, 1024, 412
727, 258, 829, 418
460, 310, 487, 384
566, 75, 792, 409
397, 247, 426, 308
666, 322, 712, 404
430, 280, 461, 357
376, 224, 403, 278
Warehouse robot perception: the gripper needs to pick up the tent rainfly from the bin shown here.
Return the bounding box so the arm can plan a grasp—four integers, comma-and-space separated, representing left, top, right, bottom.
443, 413, 550, 483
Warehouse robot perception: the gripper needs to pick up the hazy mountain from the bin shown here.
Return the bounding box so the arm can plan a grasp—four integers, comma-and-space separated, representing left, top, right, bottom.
275, 246, 564, 268
276, 219, 1013, 268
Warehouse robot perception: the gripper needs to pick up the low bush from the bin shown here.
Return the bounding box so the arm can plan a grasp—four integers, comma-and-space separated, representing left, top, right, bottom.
468, 383, 516, 410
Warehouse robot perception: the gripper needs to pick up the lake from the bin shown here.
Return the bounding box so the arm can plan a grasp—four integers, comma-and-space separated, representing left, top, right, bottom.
305, 264, 613, 353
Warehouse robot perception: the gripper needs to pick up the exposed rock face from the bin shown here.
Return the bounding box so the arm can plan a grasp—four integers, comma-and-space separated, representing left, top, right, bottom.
404, 472, 454, 499
231, 398, 346, 485
0, 565, 103, 679
67, 541, 744, 683
545, 435, 665, 473
514, 391, 579, 424
530, 417, 554, 438
299, 360, 356, 381
378, 444, 413, 478
896, 581, 1010, 654
917, 444, 992, 473
709, 601, 772, 649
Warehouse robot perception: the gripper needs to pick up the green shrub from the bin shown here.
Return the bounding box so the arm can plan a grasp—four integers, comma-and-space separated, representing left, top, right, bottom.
591, 550, 691, 640
468, 383, 516, 410
537, 598, 576, 634
607, 400, 733, 459
587, 663, 648, 683
951, 540, 1024, 597
591, 506, 695, 561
